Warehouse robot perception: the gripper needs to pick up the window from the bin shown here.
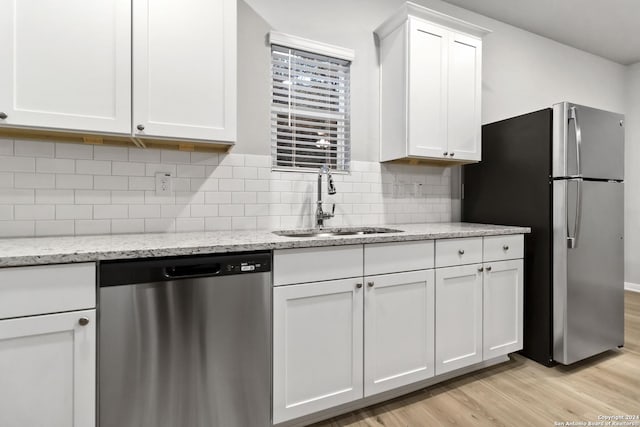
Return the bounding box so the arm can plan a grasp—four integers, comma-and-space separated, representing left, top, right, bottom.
270, 33, 353, 172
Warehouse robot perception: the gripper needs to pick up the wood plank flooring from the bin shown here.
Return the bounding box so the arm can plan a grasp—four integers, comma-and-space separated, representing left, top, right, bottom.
312, 291, 640, 427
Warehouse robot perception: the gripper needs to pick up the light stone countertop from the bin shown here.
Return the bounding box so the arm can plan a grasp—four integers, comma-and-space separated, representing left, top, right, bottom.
0, 222, 530, 267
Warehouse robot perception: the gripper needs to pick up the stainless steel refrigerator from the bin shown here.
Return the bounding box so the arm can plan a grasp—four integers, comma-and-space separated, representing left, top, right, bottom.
463, 102, 624, 366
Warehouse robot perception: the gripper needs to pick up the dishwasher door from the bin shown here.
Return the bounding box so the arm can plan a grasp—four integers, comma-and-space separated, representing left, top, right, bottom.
98, 252, 271, 427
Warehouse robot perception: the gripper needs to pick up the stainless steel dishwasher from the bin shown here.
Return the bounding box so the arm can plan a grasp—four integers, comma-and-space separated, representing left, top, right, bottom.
98, 251, 271, 427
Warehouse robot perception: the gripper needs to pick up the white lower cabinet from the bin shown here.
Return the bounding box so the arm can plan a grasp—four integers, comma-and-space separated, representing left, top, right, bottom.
435, 263, 483, 375
364, 270, 434, 396
273, 278, 364, 424
0, 309, 96, 427
483, 259, 524, 360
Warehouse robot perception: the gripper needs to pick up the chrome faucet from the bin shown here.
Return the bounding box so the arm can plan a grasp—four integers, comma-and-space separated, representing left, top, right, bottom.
316, 164, 336, 228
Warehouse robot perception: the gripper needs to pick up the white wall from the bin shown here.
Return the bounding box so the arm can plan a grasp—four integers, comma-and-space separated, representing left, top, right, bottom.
237, 0, 627, 162
625, 62, 640, 285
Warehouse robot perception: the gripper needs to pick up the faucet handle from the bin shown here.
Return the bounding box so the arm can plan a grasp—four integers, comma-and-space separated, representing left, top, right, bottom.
331, 204, 335, 216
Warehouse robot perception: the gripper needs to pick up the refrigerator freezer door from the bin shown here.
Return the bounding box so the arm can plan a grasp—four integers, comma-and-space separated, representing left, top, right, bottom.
553, 180, 624, 365
552, 102, 624, 180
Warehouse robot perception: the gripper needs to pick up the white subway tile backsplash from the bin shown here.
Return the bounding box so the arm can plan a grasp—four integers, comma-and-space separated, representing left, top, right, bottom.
0, 156, 35, 173
145, 218, 176, 233
56, 205, 93, 220
0, 138, 13, 156
219, 179, 244, 192
130, 148, 161, 163
0, 172, 13, 188
0, 220, 35, 237
57, 174, 93, 189
36, 189, 74, 204
112, 162, 145, 176
94, 175, 128, 190
94, 145, 129, 161
0, 140, 452, 237
14, 173, 55, 189
14, 140, 55, 158
35, 220, 74, 236
111, 219, 145, 234
1, 189, 34, 204
129, 204, 160, 219
0, 205, 13, 220
129, 176, 155, 191
94, 205, 129, 219
176, 217, 205, 232
190, 152, 219, 165
76, 160, 111, 175
75, 219, 111, 235
161, 150, 191, 164
75, 190, 111, 205
55, 143, 93, 160
15, 204, 55, 220
36, 158, 75, 174
205, 217, 231, 231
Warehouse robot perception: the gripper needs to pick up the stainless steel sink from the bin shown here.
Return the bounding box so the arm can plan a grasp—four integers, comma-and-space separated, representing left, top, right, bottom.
273, 227, 403, 238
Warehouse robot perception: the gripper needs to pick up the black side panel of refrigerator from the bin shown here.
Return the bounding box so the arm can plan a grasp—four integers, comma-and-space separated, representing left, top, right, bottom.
462, 108, 554, 366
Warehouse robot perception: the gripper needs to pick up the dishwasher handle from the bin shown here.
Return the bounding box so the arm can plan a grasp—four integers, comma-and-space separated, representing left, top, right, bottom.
164, 263, 222, 279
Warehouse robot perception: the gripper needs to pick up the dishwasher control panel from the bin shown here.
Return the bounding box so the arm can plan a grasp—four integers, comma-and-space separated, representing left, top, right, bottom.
225, 258, 271, 274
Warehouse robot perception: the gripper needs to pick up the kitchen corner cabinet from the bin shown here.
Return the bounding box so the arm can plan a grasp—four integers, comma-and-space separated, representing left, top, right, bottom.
376, 4, 489, 163
272, 278, 364, 424
0, 263, 96, 427
133, 0, 236, 142
0, 0, 131, 134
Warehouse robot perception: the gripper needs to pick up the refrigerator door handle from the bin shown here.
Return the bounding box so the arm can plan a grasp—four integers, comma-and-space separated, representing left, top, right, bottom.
567, 178, 582, 249
568, 106, 583, 177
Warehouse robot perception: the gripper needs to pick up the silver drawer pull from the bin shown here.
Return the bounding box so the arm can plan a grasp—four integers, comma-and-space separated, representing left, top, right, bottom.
503, 245, 509, 251
486, 266, 492, 272
478, 266, 484, 272
356, 283, 362, 289
458, 249, 465, 255
78, 317, 90, 326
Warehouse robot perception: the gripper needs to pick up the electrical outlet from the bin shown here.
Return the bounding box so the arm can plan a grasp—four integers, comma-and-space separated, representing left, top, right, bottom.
155, 172, 173, 196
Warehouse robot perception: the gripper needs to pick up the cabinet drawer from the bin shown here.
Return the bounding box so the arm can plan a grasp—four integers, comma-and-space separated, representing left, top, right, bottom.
483, 234, 524, 262
0, 263, 96, 320
364, 241, 434, 275
274, 245, 363, 286
435, 237, 482, 267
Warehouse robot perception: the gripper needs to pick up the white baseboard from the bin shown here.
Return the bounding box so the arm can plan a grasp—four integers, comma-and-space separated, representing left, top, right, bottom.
625, 282, 640, 293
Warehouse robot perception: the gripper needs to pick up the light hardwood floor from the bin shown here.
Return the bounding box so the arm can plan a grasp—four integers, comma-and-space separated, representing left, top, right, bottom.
313, 291, 640, 427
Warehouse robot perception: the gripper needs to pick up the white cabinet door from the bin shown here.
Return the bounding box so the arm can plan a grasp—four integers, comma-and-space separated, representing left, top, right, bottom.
0, 0, 131, 134
273, 278, 363, 424
435, 264, 483, 375
364, 270, 435, 396
407, 18, 448, 159
0, 310, 96, 427
446, 32, 481, 162
483, 259, 524, 359
133, 0, 236, 142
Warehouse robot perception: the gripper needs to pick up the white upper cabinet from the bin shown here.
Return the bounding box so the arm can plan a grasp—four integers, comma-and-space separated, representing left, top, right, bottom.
376, 3, 488, 163
0, 0, 131, 134
133, 0, 236, 142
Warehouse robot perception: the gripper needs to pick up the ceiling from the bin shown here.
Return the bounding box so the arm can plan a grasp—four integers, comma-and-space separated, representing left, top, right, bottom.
442, 0, 640, 65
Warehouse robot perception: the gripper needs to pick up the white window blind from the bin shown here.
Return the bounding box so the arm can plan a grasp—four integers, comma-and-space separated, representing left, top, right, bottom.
271, 44, 351, 172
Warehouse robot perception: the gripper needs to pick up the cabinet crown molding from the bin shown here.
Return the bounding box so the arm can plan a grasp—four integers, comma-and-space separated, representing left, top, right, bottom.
268, 31, 355, 62
374, 1, 492, 40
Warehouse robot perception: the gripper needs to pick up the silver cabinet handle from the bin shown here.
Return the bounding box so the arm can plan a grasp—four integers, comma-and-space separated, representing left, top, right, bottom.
0, 112, 7, 120
449, 152, 455, 157
356, 283, 362, 289
486, 266, 492, 272
503, 245, 509, 251
443, 152, 448, 156
458, 249, 465, 255
478, 266, 484, 272
78, 317, 90, 326
137, 124, 145, 131
367, 281, 374, 288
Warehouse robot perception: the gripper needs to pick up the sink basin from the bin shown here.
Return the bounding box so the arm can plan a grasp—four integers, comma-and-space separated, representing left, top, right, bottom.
273, 227, 403, 238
